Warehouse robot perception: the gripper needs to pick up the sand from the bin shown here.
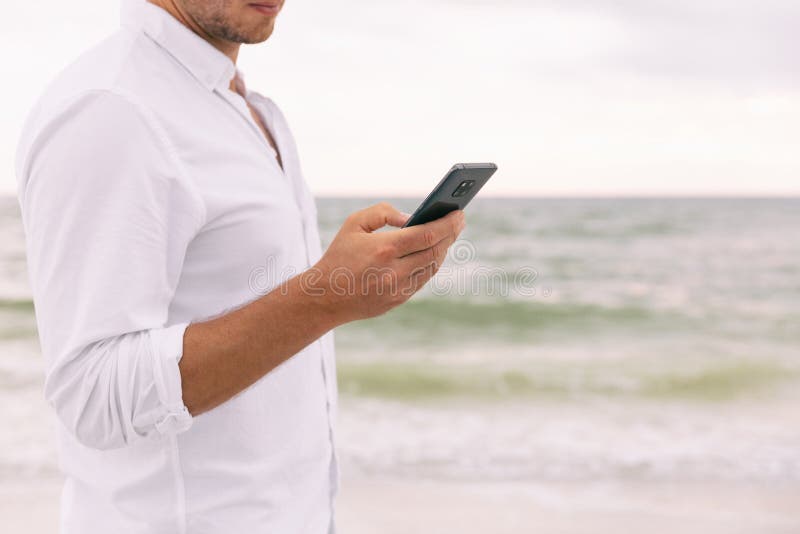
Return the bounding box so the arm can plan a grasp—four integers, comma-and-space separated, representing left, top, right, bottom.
338, 476, 800, 534
4, 475, 799, 533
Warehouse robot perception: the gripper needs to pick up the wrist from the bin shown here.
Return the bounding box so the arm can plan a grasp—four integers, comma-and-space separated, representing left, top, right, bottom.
292, 265, 349, 330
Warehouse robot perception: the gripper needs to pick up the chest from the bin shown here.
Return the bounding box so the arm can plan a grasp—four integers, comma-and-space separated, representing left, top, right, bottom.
246, 102, 284, 171
156, 86, 321, 303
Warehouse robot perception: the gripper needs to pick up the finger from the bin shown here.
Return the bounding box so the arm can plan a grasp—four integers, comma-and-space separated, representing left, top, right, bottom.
393, 212, 413, 228
395, 230, 456, 275
396, 227, 465, 296
402, 260, 439, 297
346, 202, 409, 233
389, 209, 465, 257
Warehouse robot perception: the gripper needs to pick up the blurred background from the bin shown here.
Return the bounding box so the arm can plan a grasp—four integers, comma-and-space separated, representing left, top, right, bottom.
2, 0, 799, 533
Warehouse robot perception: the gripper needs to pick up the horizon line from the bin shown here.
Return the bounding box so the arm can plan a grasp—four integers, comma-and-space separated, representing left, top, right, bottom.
310, 193, 800, 200
1, 192, 799, 200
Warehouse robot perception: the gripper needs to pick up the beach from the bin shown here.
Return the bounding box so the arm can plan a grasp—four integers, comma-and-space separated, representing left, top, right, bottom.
2, 196, 799, 532
4, 474, 799, 533
4, 391, 798, 533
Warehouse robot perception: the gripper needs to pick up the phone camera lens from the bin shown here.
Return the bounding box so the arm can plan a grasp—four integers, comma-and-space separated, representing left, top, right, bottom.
452, 180, 475, 198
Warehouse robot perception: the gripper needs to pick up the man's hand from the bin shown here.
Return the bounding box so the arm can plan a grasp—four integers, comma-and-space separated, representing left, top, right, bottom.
309, 202, 466, 322
180, 201, 465, 416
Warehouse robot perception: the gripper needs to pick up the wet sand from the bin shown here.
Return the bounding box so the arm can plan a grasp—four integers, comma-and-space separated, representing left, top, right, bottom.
336, 476, 800, 534
4, 475, 799, 534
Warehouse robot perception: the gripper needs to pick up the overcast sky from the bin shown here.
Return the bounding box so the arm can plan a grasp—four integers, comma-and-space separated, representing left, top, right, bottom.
2, 0, 798, 196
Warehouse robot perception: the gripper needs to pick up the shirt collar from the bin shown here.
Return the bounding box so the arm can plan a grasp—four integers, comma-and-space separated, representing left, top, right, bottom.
120, 0, 237, 92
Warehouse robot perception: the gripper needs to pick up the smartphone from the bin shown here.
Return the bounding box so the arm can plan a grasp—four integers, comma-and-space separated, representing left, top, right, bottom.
402, 163, 498, 228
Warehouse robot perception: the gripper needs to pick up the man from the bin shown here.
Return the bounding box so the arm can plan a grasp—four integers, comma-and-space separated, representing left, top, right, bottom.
14, 0, 465, 532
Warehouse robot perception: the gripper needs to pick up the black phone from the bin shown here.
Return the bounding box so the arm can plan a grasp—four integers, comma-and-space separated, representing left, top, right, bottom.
402, 163, 498, 228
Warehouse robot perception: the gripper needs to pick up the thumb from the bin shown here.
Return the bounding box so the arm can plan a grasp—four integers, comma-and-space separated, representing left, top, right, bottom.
350, 202, 409, 233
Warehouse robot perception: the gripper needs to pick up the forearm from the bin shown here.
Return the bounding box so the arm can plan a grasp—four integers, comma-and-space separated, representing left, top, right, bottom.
179, 271, 341, 416
178, 204, 464, 417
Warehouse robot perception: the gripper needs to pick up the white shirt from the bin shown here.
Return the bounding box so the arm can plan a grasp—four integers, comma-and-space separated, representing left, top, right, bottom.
14, 1, 339, 532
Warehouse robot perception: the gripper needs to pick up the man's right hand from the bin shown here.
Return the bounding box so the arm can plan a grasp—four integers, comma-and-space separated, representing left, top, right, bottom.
180, 201, 464, 416
308, 202, 466, 323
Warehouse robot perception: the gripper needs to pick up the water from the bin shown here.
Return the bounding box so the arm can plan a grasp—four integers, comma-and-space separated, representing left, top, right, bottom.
323, 197, 800, 370
2, 196, 799, 485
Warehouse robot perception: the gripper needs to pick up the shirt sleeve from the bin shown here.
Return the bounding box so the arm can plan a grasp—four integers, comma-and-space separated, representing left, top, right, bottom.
17, 89, 206, 451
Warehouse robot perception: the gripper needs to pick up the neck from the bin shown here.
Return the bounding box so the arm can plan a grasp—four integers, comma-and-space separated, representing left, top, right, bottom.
146, 0, 240, 65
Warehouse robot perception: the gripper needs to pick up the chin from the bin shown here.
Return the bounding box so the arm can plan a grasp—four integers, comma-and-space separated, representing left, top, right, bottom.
241, 22, 276, 43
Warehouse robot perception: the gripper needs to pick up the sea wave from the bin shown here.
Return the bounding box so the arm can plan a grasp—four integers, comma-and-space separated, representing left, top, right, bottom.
336, 296, 701, 348
338, 396, 800, 483
336, 359, 799, 402
0, 299, 33, 312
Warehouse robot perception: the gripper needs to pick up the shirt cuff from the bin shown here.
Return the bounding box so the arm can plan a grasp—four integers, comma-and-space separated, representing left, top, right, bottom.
149, 322, 194, 436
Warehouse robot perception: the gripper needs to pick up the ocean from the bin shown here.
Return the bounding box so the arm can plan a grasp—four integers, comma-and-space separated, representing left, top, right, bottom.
1, 196, 799, 486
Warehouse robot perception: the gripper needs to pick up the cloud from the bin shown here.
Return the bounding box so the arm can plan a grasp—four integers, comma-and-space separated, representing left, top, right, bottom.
1, 0, 798, 195
601, 0, 799, 88
439, 0, 800, 89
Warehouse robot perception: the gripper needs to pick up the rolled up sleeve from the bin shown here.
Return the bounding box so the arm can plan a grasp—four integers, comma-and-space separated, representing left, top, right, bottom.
18, 89, 205, 450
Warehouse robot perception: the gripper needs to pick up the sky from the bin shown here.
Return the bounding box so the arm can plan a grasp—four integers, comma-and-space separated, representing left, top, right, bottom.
2, 0, 798, 197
